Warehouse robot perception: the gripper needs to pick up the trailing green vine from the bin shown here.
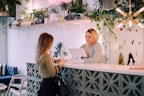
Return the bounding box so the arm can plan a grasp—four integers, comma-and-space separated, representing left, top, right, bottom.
89, 9, 117, 39
88, 0, 144, 39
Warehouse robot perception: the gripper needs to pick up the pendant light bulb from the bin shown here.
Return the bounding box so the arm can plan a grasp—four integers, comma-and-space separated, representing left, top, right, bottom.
138, 23, 144, 28
128, 20, 133, 27
116, 8, 127, 17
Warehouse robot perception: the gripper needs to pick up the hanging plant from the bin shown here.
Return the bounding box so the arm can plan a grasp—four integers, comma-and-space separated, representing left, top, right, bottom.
89, 8, 118, 39
88, 0, 144, 39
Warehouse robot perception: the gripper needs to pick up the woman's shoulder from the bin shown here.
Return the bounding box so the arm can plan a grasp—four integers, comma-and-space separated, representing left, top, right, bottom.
94, 43, 102, 48
42, 53, 51, 59
45, 53, 51, 56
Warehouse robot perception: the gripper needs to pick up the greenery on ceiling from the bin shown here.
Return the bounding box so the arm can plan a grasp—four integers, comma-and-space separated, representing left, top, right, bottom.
5, 0, 143, 37
88, 0, 144, 39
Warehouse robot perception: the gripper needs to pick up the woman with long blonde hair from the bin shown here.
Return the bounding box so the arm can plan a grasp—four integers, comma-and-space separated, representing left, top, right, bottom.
36, 32, 65, 96
81, 28, 102, 63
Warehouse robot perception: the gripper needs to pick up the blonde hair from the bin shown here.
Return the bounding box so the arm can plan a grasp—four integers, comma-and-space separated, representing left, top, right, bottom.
36, 33, 54, 65
86, 28, 98, 44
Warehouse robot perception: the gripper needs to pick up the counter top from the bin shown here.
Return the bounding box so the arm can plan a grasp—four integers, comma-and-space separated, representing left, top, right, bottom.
63, 63, 144, 76
27, 61, 144, 76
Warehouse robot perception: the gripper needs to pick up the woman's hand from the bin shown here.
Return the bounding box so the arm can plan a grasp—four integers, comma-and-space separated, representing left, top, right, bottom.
54, 59, 61, 63
59, 59, 66, 68
58, 59, 66, 65
54, 59, 66, 67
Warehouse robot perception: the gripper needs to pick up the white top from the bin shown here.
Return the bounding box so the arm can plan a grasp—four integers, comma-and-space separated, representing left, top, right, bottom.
80, 43, 102, 63
63, 63, 144, 76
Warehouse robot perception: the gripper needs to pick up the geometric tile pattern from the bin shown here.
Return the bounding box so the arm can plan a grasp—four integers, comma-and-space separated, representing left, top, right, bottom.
27, 63, 42, 96
27, 63, 144, 96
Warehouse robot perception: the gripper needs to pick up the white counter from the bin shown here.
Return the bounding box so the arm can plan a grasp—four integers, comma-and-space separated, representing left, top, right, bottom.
27, 61, 144, 76
63, 63, 144, 76
27, 62, 144, 96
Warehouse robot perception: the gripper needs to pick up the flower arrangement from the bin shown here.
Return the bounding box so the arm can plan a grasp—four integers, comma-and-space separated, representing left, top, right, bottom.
53, 42, 71, 60
53, 42, 63, 58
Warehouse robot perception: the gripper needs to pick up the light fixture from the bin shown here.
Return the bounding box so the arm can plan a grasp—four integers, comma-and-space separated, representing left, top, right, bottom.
116, 0, 144, 28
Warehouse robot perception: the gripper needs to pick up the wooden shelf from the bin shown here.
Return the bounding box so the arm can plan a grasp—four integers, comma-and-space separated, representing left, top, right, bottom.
10, 19, 94, 30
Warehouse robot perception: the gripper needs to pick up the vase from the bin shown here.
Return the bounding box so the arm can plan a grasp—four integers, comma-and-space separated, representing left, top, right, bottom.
36, 18, 44, 24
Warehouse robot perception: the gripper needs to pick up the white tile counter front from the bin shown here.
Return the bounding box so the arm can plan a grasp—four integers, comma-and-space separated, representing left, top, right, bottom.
27, 62, 144, 96
64, 63, 144, 76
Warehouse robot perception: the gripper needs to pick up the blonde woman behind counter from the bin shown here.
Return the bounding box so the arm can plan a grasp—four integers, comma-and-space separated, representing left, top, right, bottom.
81, 28, 102, 63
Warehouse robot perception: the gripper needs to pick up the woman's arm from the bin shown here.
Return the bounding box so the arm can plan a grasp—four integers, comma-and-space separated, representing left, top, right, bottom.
45, 54, 58, 77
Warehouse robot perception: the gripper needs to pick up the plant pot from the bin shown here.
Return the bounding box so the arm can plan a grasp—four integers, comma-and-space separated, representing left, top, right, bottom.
76, 13, 85, 19
0, 11, 10, 16
36, 18, 44, 24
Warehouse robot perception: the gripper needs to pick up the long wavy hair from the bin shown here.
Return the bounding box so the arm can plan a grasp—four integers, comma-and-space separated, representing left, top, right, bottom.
36, 32, 54, 65
86, 28, 98, 44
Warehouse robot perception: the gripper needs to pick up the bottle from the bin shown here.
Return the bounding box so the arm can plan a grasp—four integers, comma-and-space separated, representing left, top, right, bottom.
129, 59, 134, 69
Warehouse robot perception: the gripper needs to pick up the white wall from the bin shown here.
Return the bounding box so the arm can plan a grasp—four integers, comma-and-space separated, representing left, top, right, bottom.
7, 20, 100, 75
8, 0, 144, 75
7, 20, 144, 75
7, 18, 144, 75
109, 24, 144, 65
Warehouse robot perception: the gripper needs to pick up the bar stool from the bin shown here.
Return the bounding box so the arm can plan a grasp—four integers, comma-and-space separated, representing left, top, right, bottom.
0, 83, 7, 96
6, 74, 27, 96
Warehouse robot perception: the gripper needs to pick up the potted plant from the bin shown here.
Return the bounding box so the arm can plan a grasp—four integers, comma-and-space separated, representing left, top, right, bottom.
31, 8, 48, 24
0, 0, 22, 16
68, 0, 86, 19
68, 0, 86, 13
53, 42, 72, 60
